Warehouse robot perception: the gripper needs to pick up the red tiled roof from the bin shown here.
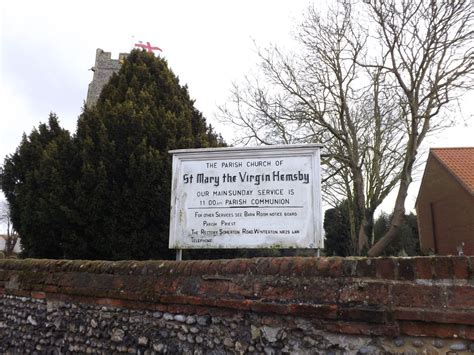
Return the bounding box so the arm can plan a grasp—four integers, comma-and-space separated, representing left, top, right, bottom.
431, 147, 474, 194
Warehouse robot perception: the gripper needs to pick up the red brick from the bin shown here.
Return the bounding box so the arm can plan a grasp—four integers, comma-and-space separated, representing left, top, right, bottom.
181, 261, 194, 276
413, 257, 433, 279
254, 258, 271, 275
197, 280, 230, 296
328, 258, 344, 278
392, 283, 447, 308
160, 294, 209, 307
462, 325, 474, 340
375, 258, 396, 279
278, 258, 294, 276
394, 307, 474, 325
289, 303, 338, 319
227, 281, 255, 298
341, 259, 357, 277
219, 298, 252, 311
316, 258, 331, 276
355, 259, 376, 278
397, 259, 415, 280
95, 297, 126, 308
339, 281, 390, 306
153, 277, 176, 294
219, 260, 235, 274
293, 279, 341, 304
260, 284, 296, 301
184, 295, 210, 306
433, 257, 453, 279
250, 301, 291, 315
251, 281, 264, 297
244, 259, 257, 275
223, 259, 247, 275
176, 277, 200, 296
337, 307, 388, 323
154, 304, 168, 312
452, 257, 470, 279
111, 277, 126, 289
173, 261, 189, 275
30, 291, 46, 299
42, 285, 59, 293
266, 258, 281, 275
448, 285, 474, 308
44, 272, 59, 285
299, 257, 319, 277
291, 257, 306, 276
191, 261, 212, 275
0, 271, 7, 282
204, 260, 220, 275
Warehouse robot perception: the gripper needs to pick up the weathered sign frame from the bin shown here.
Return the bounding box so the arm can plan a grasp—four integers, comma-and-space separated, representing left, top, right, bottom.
169, 144, 323, 253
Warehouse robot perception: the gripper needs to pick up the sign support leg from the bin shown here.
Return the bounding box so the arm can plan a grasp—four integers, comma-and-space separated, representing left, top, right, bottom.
176, 249, 182, 261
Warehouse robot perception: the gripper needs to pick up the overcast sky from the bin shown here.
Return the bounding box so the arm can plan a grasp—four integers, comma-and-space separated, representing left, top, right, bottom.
1, 0, 473, 228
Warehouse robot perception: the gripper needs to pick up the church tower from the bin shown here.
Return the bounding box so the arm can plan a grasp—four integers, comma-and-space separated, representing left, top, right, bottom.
86, 49, 128, 106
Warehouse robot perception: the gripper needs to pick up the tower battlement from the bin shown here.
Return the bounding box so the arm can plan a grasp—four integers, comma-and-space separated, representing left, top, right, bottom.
86, 49, 128, 106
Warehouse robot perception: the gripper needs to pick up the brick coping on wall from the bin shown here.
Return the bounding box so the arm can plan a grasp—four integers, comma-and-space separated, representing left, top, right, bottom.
0, 256, 473, 340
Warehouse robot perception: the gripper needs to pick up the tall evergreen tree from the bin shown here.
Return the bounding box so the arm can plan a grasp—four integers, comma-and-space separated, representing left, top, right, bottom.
323, 201, 353, 257
1, 50, 224, 260
1, 114, 76, 258
73, 50, 224, 260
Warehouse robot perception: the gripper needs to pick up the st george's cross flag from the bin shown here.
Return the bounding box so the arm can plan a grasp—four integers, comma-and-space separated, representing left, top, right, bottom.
134, 41, 162, 54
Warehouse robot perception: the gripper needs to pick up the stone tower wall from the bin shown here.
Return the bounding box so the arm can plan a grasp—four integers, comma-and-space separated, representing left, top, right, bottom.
86, 49, 128, 106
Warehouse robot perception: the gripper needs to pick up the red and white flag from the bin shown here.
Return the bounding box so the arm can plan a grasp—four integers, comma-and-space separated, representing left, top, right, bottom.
134, 41, 162, 54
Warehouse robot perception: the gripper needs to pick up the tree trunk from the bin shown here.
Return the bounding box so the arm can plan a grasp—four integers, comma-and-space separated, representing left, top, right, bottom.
368, 152, 414, 256
4, 219, 18, 257
358, 217, 370, 254
353, 167, 369, 255
347, 203, 358, 255
367, 205, 405, 257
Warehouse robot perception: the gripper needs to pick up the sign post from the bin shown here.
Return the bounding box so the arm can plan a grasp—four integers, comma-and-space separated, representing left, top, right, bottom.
169, 144, 323, 254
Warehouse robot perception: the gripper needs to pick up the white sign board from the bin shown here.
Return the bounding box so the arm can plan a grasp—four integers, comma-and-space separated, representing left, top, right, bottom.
169, 144, 323, 249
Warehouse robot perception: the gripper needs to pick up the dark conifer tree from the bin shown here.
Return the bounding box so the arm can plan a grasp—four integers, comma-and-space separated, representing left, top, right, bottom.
73, 50, 225, 260
1, 50, 224, 260
1, 113, 76, 258
323, 200, 353, 256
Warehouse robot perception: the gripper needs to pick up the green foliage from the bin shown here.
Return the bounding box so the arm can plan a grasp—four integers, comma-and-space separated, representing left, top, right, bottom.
323, 201, 420, 257
1, 50, 225, 260
373, 212, 420, 256
73, 50, 224, 260
1, 114, 76, 258
323, 201, 353, 256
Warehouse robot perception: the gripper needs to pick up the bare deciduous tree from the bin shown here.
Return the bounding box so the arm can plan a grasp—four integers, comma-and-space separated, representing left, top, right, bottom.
366, 0, 474, 256
219, 0, 474, 255
0, 200, 19, 257
220, 3, 406, 254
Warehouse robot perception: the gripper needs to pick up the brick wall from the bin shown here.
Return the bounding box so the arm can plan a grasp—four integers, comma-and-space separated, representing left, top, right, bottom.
416, 155, 474, 255
1, 256, 473, 353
